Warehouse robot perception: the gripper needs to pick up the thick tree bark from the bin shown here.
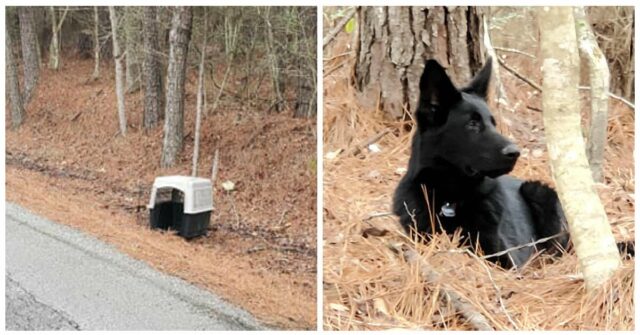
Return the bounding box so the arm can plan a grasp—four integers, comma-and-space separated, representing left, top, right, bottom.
574, 7, 610, 183
6, 19, 25, 128
48, 6, 69, 70
91, 6, 100, 80
192, 9, 208, 177
109, 6, 127, 136
18, 7, 40, 104
142, 6, 163, 129
353, 6, 484, 119
124, 7, 142, 93
538, 7, 620, 291
161, 6, 193, 168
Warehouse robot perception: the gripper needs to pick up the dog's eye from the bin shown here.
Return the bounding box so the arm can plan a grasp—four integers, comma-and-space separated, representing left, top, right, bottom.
466, 119, 481, 132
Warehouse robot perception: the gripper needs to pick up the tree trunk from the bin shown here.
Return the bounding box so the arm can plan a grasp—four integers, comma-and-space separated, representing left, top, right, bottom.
142, 6, 163, 129
6, 18, 25, 128
124, 7, 142, 94
109, 6, 127, 136
263, 8, 285, 112
353, 6, 484, 119
18, 7, 40, 104
91, 6, 100, 80
574, 7, 610, 183
538, 7, 620, 291
192, 9, 208, 177
48, 6, 68, 70
161, 6, 193, 168
294, 8, 317, 118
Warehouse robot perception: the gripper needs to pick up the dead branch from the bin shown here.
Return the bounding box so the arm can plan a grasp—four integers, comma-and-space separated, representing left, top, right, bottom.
480, 231, 568, 261
578, 86, 635, 110
464, 250, 519, 329
323, 7, 356, 49
363, 211, 393, 221
347, 128, 391, 156
69, 110, 83, 121
493, 46, 536, 58
404, 248, 494, 331
496, 57, 542, 92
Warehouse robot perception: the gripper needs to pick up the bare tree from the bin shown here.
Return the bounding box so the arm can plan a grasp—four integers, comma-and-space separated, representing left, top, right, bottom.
91, 6, 101, 80
353, 6, 484, 119
6, 17, 24, 128
538, 6, 620, 291
263, 7, 285, 112
142, 6, 163, 128
574, 7, 610, 183
161, 6, 193, 168
124, 7, 142, 93
293, 7, 317, 118
47, 6, 69, 70
18, 7, 40, 103
109, 6, 127, 136
192, 9, 208, 177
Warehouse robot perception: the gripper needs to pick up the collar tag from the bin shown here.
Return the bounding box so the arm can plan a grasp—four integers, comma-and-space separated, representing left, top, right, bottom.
440, 202, 456, 217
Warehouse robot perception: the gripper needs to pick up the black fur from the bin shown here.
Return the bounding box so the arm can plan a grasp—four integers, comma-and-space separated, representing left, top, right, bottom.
393, 58, 574, 269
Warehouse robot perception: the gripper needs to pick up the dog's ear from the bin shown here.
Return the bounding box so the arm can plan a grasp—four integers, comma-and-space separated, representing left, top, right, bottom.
416, 59, 461, 130
462, 57, 492, 100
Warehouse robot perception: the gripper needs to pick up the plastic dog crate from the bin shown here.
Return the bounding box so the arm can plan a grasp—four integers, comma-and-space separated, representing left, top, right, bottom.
147, 176, 213, 239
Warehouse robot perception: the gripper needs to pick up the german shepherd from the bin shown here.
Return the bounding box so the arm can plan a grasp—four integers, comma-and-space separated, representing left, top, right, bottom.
392, 58, 632, 268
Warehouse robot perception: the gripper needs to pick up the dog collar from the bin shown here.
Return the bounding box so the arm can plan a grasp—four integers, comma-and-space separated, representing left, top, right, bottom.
439, 202, 457, 217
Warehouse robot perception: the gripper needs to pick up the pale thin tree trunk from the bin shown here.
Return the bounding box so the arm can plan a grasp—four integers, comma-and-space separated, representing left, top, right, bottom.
6, 20, 25, 128
263, 8, 284, 112
18, 7, 40, 103
124, 7, 141, 93
161, 6, 193, 168
142, 6, 163, 128
48, 6, 69, 70
538, 7, 620, 291
91, 6, 101, 80
109, 6, 127, 136
574, 7, 610, 183
192, 9, 208, 177
211, 17, 237, 115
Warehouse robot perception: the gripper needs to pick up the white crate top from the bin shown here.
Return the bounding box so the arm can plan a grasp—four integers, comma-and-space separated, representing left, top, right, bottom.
147, 175, 213, 214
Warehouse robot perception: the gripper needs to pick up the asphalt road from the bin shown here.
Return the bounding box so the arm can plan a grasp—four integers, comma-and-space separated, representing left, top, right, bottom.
5, 202, 264, 331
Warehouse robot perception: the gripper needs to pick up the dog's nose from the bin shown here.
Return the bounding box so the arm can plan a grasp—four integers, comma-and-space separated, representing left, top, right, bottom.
501, 144, 520, 159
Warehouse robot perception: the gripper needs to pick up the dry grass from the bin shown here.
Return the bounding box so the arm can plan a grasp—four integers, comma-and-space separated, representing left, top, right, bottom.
322, 10, 634, 330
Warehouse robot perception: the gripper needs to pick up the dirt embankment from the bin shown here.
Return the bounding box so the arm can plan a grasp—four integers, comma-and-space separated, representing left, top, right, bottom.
6, 58, 317, 330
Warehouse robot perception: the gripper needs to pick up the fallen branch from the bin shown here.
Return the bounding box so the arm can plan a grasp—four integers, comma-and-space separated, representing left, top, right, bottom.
347, 127, 391, 156
480, 231, 568, 261
69, 110, 83, 121
464, 249, 519, 329
323, 7, 356, 49
363, 211, 393, 221
403, 248, 494, 331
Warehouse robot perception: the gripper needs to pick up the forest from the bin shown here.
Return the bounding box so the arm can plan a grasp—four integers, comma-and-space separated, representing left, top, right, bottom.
323, 6, 634, 330
6, 6, 317, 330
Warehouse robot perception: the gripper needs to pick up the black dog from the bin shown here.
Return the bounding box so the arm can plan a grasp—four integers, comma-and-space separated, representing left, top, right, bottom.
393, 58, 573, 268
393, 59, 635, 268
